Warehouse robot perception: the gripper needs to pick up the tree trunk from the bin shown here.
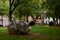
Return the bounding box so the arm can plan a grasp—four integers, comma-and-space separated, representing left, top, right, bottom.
1, 15, 3, 26
59, 17, 60, 25
9, 11, 12, 22
56, 18, 58, 26
19, 13, 21, 20
24, 15, 26, 21
0, 15, 3, 26
9, 0, 12, 22
41, 14, 44, 25
59, 19, 60, 26
53, 17, 55, 25
26, 14, 28, 22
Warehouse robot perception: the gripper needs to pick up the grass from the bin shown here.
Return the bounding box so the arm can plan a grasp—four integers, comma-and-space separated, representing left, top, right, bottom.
0, 25, 60, 40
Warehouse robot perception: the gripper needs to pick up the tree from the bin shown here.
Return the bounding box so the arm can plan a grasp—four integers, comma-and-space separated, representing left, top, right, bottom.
13, 0, 41, 22
43, 0, 60, 25
9, 0, 19, 21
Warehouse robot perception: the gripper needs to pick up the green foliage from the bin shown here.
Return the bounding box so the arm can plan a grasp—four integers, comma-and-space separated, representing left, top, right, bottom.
44, 0, 60, 18
13, 0, 41, 19
55, 5, 60, 18
0, 0, 9, 15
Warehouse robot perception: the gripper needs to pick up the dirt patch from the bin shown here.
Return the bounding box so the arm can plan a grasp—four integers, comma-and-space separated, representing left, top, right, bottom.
16, 33, 48, 38
5, 32, 48, 39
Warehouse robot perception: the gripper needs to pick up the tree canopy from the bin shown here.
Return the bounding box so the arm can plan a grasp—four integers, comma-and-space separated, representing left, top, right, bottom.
13, 0, 41, 20
0, 0, 9, 15
41, 0, 60, 18
0, 0, 60, 21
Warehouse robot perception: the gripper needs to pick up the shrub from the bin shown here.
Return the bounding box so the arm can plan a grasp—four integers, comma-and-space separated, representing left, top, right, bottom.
29, 21, 35, 26
49, 21, 54, 26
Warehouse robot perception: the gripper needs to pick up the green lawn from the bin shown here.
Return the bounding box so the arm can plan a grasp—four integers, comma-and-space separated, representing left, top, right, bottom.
0, 25, 60, 40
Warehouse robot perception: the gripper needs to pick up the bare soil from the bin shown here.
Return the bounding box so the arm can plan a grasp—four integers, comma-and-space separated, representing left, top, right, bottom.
6, 32, 48, 38
17, 33, 48, 39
